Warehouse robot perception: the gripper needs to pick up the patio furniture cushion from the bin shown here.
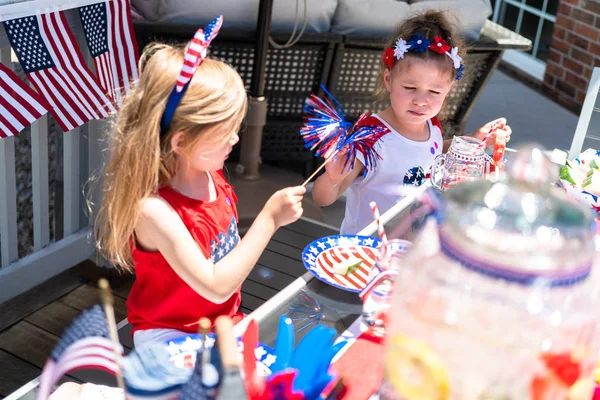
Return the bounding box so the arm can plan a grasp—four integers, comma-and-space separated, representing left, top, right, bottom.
130, 0, 339, 33
330, 0, 493, 39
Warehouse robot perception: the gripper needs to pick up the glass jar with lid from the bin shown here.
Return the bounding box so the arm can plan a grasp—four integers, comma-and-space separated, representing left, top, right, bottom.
381, 146, 600, 400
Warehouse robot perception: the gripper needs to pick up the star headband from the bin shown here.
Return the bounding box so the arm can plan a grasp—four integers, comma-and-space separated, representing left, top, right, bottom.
159, 15, 224, 136
382, 34, 464, 80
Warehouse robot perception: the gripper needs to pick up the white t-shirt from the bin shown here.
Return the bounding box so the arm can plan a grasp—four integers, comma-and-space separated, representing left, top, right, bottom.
340, 115, 444, 234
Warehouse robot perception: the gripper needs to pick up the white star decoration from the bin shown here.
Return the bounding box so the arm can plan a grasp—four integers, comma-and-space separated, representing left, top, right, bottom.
180, 337, 201, 352
204, 336, 216, 348
337, 237, 353, 247
166, 341, 182, 356
209, 216, 239, 263
263, 354, 277, 367
254, 346, 267, 359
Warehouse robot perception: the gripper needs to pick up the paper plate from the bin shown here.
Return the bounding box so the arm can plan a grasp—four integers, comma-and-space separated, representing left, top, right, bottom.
302, 235, 382, 293
164, 333, 276, 376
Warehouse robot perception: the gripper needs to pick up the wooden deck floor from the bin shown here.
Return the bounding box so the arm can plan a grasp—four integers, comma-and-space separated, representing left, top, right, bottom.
0, 218, 337, 398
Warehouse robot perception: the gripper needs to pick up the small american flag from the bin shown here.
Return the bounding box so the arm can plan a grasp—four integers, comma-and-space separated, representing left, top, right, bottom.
78, 0, 139, 106
0, 63, 51, 138
3, 12, 116, 133
38, 305, 122, 400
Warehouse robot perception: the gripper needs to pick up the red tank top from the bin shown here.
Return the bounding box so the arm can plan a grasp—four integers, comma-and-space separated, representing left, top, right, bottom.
127, 170, 243, 335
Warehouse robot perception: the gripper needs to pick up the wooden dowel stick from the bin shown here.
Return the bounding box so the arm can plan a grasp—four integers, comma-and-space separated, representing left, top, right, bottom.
199, 317, 211, 366
98, 279, 126, 392
302, 151, 337, 187
215, 316, 237, 368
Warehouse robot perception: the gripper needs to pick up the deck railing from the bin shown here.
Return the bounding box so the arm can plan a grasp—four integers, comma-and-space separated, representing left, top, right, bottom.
0, 9, 108, 304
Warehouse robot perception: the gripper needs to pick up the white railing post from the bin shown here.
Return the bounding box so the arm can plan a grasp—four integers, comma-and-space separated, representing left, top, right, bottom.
88, 118, 107, 222
31, 106, 50, 251
0, 4, 109, 300
0, 47, 19, 267
569, 68, 600, 159
63, 127, 81, 236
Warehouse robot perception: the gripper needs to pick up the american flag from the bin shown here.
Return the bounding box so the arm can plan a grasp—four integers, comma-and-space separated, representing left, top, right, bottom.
78, 0, 139, 107
0, 63, 51, 138
2, 12, 116, 133
38, 305, 122, 400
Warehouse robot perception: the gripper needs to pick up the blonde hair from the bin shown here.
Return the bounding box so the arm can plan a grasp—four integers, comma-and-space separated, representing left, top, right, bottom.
95, 42, 248, 271
374, 10, 467, 103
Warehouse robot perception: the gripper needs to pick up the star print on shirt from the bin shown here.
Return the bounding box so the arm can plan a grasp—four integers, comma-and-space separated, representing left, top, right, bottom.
404, 166, 426, 186
209, 216, 240, 263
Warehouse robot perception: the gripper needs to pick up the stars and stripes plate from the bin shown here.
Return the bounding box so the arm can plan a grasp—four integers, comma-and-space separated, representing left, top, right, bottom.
302, 235, 382, 293
164, 334, 276, 376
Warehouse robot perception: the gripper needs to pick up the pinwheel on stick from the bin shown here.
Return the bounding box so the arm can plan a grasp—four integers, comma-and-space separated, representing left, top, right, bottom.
300, 85, 388, 187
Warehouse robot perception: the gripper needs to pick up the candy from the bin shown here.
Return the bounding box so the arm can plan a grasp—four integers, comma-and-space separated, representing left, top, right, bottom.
384, 334, 450, 400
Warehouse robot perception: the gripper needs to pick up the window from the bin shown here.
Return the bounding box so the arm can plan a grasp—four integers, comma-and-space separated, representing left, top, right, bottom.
492, 0, 558, 78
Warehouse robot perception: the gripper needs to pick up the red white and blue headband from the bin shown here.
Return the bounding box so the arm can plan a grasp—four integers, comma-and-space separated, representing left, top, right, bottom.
382, 34, 464, 80
159, 15, 224, 136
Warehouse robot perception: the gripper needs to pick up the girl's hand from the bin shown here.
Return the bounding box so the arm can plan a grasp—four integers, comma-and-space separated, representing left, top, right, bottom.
470, 118, 512, 147
262, 186, 306, 229
324, 148, 355, 183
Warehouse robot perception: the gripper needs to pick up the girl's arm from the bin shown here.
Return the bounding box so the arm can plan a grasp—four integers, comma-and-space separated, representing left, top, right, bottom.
312, 153, 364, 207
135, 186, 305, 303
443, 138, 452, 153
442, 118, 512, 153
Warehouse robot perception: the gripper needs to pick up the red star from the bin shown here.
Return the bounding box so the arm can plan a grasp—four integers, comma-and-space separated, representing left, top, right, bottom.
592, 204, 600, 213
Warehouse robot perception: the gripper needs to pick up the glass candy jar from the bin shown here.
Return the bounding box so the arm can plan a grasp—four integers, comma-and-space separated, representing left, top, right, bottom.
362, 239, 412, 335
430, 135, 488, 191
381, 146, 600, 400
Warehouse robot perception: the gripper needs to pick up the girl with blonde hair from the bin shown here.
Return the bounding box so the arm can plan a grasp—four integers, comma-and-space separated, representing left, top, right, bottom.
95, 17, 305, 347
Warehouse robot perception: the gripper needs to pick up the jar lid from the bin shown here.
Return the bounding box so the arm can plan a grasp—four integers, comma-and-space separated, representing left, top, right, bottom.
438, 145, 596, 286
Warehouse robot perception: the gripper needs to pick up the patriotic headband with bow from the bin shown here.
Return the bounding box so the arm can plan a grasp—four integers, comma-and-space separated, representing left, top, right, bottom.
159, 15, 224, 136
382, 34, 464, 80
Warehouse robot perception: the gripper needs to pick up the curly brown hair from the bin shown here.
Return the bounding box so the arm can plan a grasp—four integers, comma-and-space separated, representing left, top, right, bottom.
374, 10, 467, 103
